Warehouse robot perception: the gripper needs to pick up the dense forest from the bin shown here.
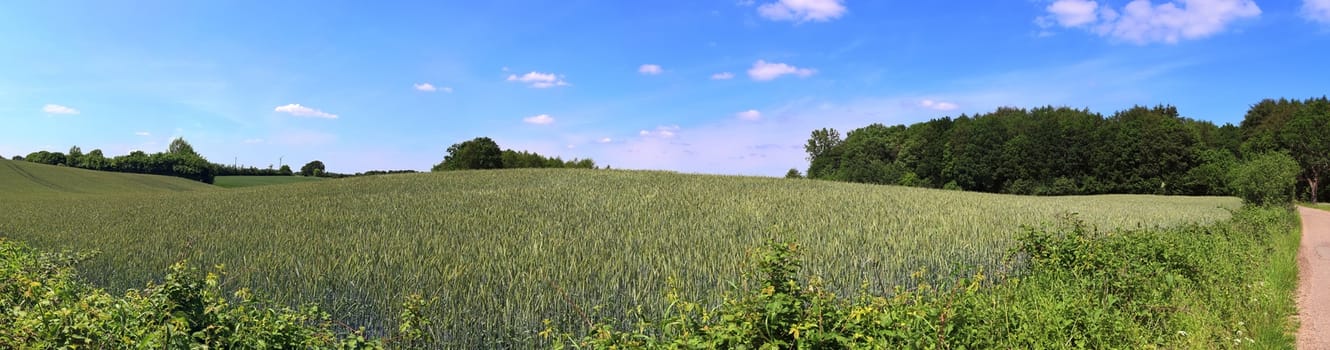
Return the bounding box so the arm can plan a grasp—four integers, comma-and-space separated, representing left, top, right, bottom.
804, 97, 1330, 201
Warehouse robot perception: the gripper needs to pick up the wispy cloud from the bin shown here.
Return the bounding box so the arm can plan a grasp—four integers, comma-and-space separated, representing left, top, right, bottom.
598, 137, 613, 143
523, 114, 555, 125
506, 71, 570, 88
1306, 0, 1330, 23
414, 83, 437, 92
639, 125, 680, 138
711, 72, 735, 80
638, 64, 663, 75
1038, 0, 1261, 44
243, 138, 264, 144
134, 131, 151, 136
748, 60, 816, 81
42, 104, 79, 115
274, 104, 339, 119
918, 99, 959, 111
757, 0, 847, 22
736, 109, 763, 121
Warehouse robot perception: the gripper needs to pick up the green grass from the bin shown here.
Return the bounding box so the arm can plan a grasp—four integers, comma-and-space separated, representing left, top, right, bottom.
1301, 201, 1330, 212
214, 175, 327, 188
0, 162, 1242, 347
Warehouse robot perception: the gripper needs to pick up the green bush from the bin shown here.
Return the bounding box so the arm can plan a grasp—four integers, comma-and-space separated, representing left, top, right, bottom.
1230, 152, 1300, 206
0, 239, 433, 349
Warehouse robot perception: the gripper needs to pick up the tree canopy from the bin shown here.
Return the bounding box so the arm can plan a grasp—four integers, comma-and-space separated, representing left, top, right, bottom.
801, 99, 1329, 200
300, 160, 326, 177
432, 137, 596, 171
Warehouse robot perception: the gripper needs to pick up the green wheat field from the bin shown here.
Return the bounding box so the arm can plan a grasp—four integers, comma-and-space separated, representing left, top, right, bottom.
0, 159, 1240, 346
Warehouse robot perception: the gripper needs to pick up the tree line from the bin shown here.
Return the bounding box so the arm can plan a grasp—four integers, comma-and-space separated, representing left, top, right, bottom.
11, 136, 598, 183
19, 138, 218, 183
431, 137, 597, 171
802, 97, 1329, 201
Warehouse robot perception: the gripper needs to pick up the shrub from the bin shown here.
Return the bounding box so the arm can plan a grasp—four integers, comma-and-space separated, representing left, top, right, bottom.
0, 238, 434, 349
1230, 152, 1300, 206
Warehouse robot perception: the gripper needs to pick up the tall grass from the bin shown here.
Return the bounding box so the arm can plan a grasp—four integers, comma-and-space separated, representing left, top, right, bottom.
0, 164, 1240, 347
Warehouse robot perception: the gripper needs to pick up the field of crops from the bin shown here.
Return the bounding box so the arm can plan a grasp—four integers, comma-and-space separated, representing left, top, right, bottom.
0, 159, 1241, 347
213, 175, 326, 188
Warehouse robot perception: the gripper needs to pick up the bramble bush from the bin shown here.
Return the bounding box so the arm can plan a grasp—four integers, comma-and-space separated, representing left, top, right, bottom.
549, 206, 1298, 349
0, 238, 434, 349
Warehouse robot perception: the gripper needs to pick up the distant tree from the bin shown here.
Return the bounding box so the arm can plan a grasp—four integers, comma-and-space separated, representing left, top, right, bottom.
804, 128, 843, 179
278, 164, 293, 176
168, 138, 198, 157
300, 160, 326, 177
785, 168, 802, 179
433, 137, 503, 171
24, 151, 66, 166
82, 149, 110, 170
67, 146, 83, 167
11, 155, 21, 161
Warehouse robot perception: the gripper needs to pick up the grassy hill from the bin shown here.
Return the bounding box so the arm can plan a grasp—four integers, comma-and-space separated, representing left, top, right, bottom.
0, 166, 1241, 346
214, 175, 327, 188
0, 158, 214, 195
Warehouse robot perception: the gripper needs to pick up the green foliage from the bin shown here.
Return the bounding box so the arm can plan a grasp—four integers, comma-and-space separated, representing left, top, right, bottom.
0, 238, 441, 349
24, 151, 67, 166
784, 168, 802, 179
21, 139, 217, 183
552, 207, 1298, 349
808, 104, 1243, 196
433, 137, 503, 171
0, 165, 1242, 347
434, 137, 596, 171
1230, 152, 1300, 206
279, 164, 294, 176
301, 160, 327, 177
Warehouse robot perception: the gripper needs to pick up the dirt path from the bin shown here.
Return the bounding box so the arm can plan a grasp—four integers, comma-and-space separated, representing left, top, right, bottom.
1298, 206, 1330, 349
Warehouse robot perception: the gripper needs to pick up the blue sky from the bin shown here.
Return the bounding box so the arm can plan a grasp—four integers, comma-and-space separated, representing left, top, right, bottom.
2, 0, 1328, 176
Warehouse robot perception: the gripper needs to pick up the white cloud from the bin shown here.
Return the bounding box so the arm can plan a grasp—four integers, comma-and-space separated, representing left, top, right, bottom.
523, 114, 555, 125
134, 131, 151, 136
42, 104, 79, 115
413, 83, 438, 92
639, 125, 680, 138
919, 99, 960, 111
1046, 0, 1100, 27
736, 109, 763, 121
1306, 0, 1330, 23
748, 60, 817, 81
711, 72, 736, 80
441, 86, 454, 93
638, 64, 663, 75
274, 104, 339, 119
1039, 0, 1262, 44
506, 71, 570, 88
243, 138, 264, 144
598, 137, 613, 143
757, 0, 847, 22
